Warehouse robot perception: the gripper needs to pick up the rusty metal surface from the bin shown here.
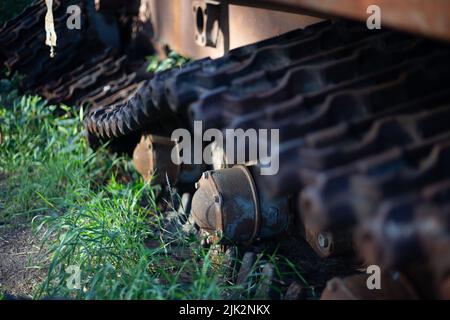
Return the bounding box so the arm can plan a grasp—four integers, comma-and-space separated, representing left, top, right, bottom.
146, 0, 450, 60
229, 0, 450, 42
147, 0, 450, 59
146, 0, 321, 59
299, 129, 450, 232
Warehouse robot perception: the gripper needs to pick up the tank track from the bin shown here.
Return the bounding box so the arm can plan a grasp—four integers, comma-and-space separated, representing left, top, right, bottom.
86, 19, 450, 299
0, 0, 150, 111
3, 2, 450, 298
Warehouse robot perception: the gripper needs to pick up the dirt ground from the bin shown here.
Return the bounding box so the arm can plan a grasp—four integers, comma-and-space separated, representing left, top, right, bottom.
0, 224, 48, 298
0, 173, 45, 298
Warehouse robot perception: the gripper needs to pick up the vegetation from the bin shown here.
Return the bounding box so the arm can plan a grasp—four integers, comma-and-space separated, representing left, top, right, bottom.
0, 0, 306, 292
0, 77, 219, 299
0, 75, 307, 299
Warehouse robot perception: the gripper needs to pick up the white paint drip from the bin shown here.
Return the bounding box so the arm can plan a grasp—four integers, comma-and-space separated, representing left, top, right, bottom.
45, 0, 57, 58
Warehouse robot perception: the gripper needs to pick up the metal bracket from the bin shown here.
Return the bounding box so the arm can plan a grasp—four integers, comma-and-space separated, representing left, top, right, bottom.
193, 0, 221, 47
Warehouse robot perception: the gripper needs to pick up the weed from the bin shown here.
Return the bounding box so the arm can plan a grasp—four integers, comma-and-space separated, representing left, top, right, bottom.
0, 67, 306, 300
0, 77, 239, 299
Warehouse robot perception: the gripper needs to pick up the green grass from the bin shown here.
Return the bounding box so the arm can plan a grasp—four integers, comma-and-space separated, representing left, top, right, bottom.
0, 77, 222, 299
147, 51, 190, 73
1, 77, 307, 300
